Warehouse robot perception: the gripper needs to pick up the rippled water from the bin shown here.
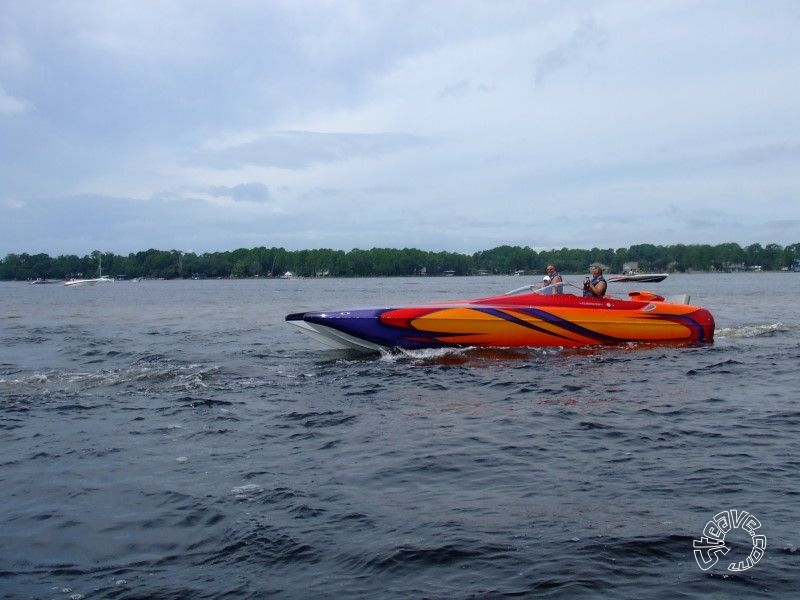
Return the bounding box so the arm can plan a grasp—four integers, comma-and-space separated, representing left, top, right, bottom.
1, 274, 798, 599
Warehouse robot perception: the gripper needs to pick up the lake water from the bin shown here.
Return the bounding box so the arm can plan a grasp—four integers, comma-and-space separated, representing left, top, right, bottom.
1, 273, 798, 599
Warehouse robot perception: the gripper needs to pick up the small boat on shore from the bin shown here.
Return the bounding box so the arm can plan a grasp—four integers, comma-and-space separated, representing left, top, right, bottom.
287, 279, 715, 352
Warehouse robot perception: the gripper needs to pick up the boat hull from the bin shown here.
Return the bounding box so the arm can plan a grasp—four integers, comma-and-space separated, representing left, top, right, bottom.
287, 292, 715, 352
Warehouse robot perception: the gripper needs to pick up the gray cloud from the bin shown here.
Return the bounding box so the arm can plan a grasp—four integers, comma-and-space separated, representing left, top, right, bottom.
534, 16, 608, 87
209, 183, 272, 203
0, 86, 27, 115
438, 80, 472, 100
191, 131, 427, 170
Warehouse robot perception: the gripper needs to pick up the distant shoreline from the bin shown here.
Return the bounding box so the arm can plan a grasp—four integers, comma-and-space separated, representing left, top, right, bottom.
2, 242, 798, 281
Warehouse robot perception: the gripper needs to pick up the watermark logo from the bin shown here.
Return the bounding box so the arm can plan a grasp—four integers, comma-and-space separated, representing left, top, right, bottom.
693, 509, 766, 572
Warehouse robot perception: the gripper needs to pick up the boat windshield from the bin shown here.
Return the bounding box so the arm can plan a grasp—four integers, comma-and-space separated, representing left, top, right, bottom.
505, 281, 571, 296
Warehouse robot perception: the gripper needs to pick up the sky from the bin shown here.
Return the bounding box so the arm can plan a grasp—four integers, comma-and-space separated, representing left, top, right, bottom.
2, 0, 800, 257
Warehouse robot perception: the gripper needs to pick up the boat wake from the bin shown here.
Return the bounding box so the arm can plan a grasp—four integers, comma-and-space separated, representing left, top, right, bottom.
0, 363, 220, 392
379, 345, 560, 365
719, 323, 788, 338
382, 346, 470, 363
335, 338, 713, 367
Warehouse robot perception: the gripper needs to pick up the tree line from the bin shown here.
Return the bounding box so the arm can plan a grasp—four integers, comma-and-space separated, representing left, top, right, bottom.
2, 242, 798, 281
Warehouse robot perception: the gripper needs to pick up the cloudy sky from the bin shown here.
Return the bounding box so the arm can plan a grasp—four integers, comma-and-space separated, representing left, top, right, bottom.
2, 0, 799, 256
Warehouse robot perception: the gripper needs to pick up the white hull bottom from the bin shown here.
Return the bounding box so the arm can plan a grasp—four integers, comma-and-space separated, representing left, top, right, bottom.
287, 319, 387, 352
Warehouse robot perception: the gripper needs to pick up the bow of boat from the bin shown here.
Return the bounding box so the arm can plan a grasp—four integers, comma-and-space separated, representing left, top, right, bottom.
286, 311, 391, 352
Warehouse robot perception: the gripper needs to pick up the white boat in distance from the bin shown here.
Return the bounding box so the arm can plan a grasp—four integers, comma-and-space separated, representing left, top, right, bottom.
607, 273, 669, 283
64, 275, 113, 287
64, 253, 115, 286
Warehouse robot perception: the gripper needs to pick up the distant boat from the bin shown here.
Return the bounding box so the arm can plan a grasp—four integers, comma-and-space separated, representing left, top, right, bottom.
64, 253, 115, 287
64, 275, 114, 287
607, 273, 669, 283
30, 277, 56, 284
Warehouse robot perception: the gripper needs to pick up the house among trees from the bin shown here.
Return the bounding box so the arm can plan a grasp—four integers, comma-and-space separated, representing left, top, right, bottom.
724, 262, 747, 272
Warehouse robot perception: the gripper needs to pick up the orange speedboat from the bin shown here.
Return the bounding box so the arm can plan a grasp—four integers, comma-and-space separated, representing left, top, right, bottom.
286, 282, 715, 353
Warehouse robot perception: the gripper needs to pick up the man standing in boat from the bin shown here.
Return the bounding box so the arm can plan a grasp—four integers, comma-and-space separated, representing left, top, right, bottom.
583, 264, 607, 298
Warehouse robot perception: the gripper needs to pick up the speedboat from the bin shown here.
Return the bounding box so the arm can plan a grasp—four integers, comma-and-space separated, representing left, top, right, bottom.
286, 279, 715, 352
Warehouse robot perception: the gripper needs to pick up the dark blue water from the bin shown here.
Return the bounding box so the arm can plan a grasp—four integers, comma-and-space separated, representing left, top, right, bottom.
1, 274, 798, 599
